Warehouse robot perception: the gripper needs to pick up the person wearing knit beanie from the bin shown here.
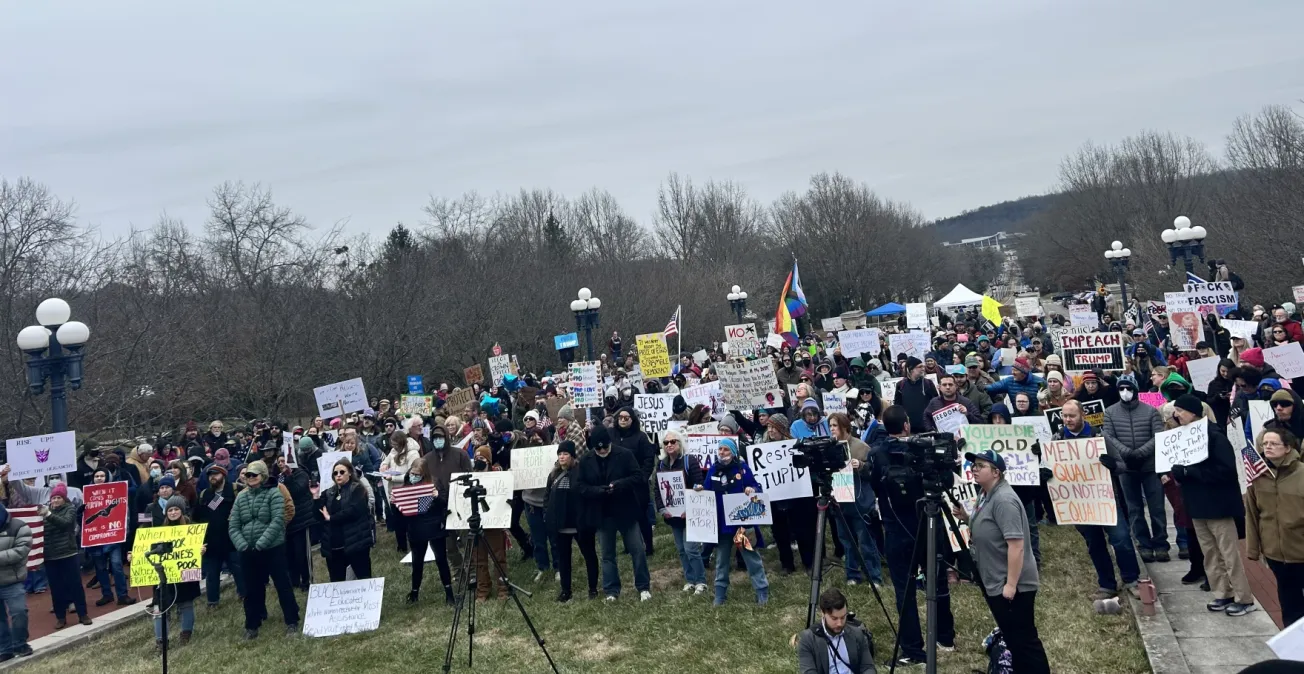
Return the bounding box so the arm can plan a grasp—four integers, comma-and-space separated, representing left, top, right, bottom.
556, 441, 577, 458
158, 474, 177, 490
165, 494, 189, 517
51, 483, 69, 501
1173, 394, 1204, 418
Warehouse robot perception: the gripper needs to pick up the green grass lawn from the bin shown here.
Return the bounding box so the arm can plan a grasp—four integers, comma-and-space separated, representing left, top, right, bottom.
22, 522, 1149, 673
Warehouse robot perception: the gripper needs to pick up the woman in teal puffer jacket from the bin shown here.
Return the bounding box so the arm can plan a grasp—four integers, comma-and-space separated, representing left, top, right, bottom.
228, 460, 300, 640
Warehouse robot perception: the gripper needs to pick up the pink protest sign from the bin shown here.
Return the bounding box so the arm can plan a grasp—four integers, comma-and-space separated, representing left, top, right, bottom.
1138, 392, 1165, 408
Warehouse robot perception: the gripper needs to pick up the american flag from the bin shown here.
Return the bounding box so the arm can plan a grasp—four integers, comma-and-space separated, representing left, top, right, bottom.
663, 305, 681, 338
391, 484, 436, 516
1242, 445, 1271, 483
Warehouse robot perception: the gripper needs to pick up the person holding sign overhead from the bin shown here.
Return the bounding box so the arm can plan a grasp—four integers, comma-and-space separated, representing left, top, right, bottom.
1167, 395, 1256, 616
42, 483, 91, 630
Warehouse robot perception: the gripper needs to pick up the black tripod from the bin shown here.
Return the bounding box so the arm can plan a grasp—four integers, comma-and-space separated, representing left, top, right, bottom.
804, 480, 897, 639
441, 475, 559, 674
146, 549, 173, 674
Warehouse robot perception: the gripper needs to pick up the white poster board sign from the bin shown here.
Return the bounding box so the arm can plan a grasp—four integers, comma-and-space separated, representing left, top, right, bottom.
5, 431, 76, 481
1185, 356, 1221, 394
1011, 416, 1054, 447
510, 445, 556, 491
822, 392, 847, 416
489, 354, 513, 387
683, 381, 727, 418
722, 492, 773, 526
838, 328, 881, 357
1015, 297, 1042, 318
303, 578, 385, 638
889, 331, 930, 361
313, 378, 368, 419
1154, 418, 1210, 474
1223, 319, 1259, 346
743, 440, 813, 502
316, 451, 351, 483
1264, 342, 1304, 379
931, 403, 970, 435
569, 361, 602, 408
447, 472, 514, 529
716, 358, 778, 406
821, 317, 845, 333
1070, 305, 1097, 328
906, 303, 928, 330
634, 394, 675, 434
724, 323, 761, 359
656, 471, 686, 517
880, 378, 900, 405
684, 489, 717, 543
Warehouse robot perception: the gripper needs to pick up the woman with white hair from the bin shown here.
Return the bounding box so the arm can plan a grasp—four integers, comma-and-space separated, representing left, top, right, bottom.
381, 429, 419, 554
655, 429, 707, 594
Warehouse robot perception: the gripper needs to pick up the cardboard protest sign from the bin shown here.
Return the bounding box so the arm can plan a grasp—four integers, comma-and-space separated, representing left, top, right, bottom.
931, 403, 970, 435
743, 440, 813, 502
1044, 400, 1105, 437
1138, 392, 1166, 408
682, 434, 731, 472
313, 378, 368, 419
568, 361, 602, 408
1183, 281, 1238, 316
463, 364, 484, 386
545, 396, 567, 421
303, 578, 385, 638
822, 391, 847, 415
1015, 297, 1042, 318
130, 524, 207, 587
510, 445, 556, 491
5, 431, 76, 481
1295, 285, 1304, 305
685, 489, 717, 543
656, 471, 686, 517
637, 333, 672, 378
515, 386, 540, 410
445, 387, 476, 413
832, 466, 855, 502
488, 354, 513, 386
906, 303, 928, 330
821, 317, 845, 332
1185, 356, 1221, 393
1164, 292, 1204, 350
634, 394, 675, 434
1057, 332, 1126, 373
1264, 342, 1304, 379
682, 381, 726, 418
1154, 418, 1210, 473
81, 482, 129, 547
1069, 305, 1097, 328
888, 331, 931, 361
399, 395, 433, 416
839, 328, 881, 357
722, 492, 773, 526
959, 424, 1039, 486
717, 358, 777, 406
1044, 437, 1117, 526
724, 323, 761, 359
447, 472, 513, 529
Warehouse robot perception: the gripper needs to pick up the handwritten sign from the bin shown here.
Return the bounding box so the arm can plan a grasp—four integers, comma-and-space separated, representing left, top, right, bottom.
1044, 437, 1117, 526
931, 403, 970, 435
445, 387, 476, 414
1015, 297, 1041, 318
313, 378, 368, 420
1138, 392, 1166, 408
656, 471, 686, 517
722, 492, 773, 526
637, 333, 671, 378
5, 431, 76, 481
821, 317, 845, 333
1057, 332, 1126, 373
1185, 356, 1221, 394
1069, 305, 1097, 328
447, 472, 514, 529
839, 328, 881, 358
1265, 342, 1304, 379
130, 524, 207, 587
634, 394, 675, 434
1154, 418, 1210, 473
399, 395, 433, 416
889, 331, 930, 361
880, 378, 900, 406
822, 392, 847, 416
744, 440, 812, 502
685, 489, 717, 543
510, 445, 556, 491
463, 364, 484, 386
717, 358, 778, 406
1011, 416, 1053, 447
832, 466, 855, 502
569, 361, 602, 408
683, 434, 731, 472
959, 424, 1039, 486
682, 381, 727, 418
488, 354, 513, 387
81, 481, 129, 547
303, 578, 385, 638
724, 323, 761, 359
906, 303, 928, 330
1223, 319, 1258, 346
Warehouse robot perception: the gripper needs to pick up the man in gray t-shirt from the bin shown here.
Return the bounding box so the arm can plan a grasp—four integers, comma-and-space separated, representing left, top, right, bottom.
969, 477, 1039, 597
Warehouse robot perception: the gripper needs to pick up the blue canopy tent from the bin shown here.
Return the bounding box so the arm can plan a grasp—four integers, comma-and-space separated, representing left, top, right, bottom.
865, 302, 906, 317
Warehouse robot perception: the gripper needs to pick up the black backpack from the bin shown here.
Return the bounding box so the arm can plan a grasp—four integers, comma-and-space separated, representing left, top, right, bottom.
984, 628, 1014, 674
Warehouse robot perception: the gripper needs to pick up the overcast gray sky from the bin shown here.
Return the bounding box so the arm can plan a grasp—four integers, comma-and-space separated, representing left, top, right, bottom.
3, 0, 1302, 237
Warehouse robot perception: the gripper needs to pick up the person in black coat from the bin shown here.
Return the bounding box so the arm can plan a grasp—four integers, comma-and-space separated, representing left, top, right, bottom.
192, 465, 244, 608
545, 442, 591, 602
610, 406, 658, 556
276, 454, 316, 591
576, 426, 651, 600
316, 458, 375, 582
402, 455, 453, 605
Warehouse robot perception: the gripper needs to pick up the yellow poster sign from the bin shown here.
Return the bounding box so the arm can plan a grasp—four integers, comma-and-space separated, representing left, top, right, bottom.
637, 333, 671, 378
130, 523, 207, 587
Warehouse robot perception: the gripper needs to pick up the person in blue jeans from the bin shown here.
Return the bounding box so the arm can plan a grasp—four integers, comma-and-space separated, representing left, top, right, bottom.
829, 413, 883, 585
0, 502, 33, 661
654, 430, 707, 594
575, 426, 651, 601
704, 438, 769, 606
192, 464, 244, 607
85, 467, 137, 607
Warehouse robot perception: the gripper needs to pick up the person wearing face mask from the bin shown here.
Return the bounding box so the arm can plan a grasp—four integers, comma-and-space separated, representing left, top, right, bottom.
400, 455, 454, 605
381, 430, 418, 555
1104, 375, 1173, 563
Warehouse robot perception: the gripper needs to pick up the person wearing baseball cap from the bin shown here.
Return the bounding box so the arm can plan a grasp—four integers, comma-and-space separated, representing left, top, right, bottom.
953, 447, 1049, 672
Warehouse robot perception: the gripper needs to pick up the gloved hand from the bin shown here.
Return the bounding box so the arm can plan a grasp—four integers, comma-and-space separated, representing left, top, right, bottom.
1099, 454, 1119, 472
1170, 464, 1187, 482
1039, 466, 1054, 484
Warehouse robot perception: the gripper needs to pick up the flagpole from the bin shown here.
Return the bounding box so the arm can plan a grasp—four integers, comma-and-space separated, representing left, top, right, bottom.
676, 305, 682, 365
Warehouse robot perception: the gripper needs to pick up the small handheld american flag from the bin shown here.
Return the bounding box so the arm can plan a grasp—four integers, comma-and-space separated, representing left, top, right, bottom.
391, 484, 436, 516
1242, 445, 1271, 484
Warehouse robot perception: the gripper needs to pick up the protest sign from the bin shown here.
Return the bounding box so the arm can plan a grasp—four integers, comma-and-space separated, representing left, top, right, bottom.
130, 524, 207, 587
906, 303, 928, 330
634, 394, 675, 434
717, 358, 777, 406
1015, 297, 1042, 318
510, 445, 556, 491
744, 440, 813, 502
447, 472, 513, 529
655, 471, 686, 517
1295, 285, 1304, 305
399, 395, 433, 416
1154, 418, 1210, 473
959, 425, 1038, 485
515, 386, 540, 410
317, 451, 350, 483
1146, 300, 1167, 318
406, 375, 424, 394
930, 403, 969, 435
822, 391, 847, 415
569, 361, 602, 408
1069, 305, 1097, 328
1265, 342, 1304, 379
5, 431, 76, 481
1183, 281, 1238, 316
463, 364, 484, 386
764, 332, 785, 350
625, 365, 644, 392
683, 422, 718, 435
1057, 332, 1126, 373
1044, 400, 1105, 437
682, 381, 727, 418
683, 434, 731, 472
1138, 392, 1166, 408
724, 323, 761, 359
1011, 416, 1053, 446
1185, 356, 1221, 393
1250, 400, 1273, 448
1222, 319, 1258, 346
1164, 292, 1205, 350
545, 396, 566, 421
1044, 437, 1117, 526
488, 354, 513, 386
832, 466, 854, 502
880, 378, 900, 406
945, 483, 978, 552
685, 489, 717, 543
888, 331, 930, 361
821, 317, 845, 332
313, 377, 368, 419
445, 387, 475, 413
637, 333, 671, 378
81, 482, 129, 547
722, 492, 773, 526
303, 578, 385, 638
692, 349, 710, 366
838, 328, 881, 357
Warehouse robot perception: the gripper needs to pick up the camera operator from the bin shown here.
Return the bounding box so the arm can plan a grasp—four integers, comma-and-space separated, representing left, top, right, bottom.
828, 413, 882, 586
866, 406, 954, 666
797, 588, 877, 674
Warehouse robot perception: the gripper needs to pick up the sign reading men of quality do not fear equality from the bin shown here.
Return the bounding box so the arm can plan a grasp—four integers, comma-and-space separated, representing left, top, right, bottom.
1044, 437, 1117, 526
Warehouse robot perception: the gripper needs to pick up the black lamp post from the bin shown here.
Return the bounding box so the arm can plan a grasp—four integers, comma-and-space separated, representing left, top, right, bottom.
16, 298, 90, 433
1104, 240, 1132, 320
1161, 215, 1207, 275
726, 284, 748, 323
569, 288, 601, 362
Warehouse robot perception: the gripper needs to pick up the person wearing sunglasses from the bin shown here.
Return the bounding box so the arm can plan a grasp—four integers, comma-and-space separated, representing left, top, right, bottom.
317, 458, 375, 583
1266, 390, 1304, 438
654, 430, 706, 596
228, 460, 300, 640
1245, 429, 1304, 626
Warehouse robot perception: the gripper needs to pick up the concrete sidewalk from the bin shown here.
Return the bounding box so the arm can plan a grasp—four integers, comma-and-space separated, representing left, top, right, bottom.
1130, 506, 1278, 674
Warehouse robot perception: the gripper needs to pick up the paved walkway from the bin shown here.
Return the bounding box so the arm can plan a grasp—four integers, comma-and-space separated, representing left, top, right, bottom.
1130, 504, 1278, 674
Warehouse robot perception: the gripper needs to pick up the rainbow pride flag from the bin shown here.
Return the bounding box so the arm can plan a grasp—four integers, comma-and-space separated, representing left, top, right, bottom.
774, 261, 807, 347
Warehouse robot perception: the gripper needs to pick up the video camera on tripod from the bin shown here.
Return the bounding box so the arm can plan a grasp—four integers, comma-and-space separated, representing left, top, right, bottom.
790, 436, 848, 483
450, 473, 489, 514
883, 431, 961, 497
